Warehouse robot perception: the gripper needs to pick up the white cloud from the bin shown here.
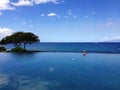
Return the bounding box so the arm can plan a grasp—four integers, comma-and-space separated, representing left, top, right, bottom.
47, 13, 57, 17
103, 36, 120, 41
12, 0, 33, 6
40, 13, 45, 16
66, 10, 78, 18
11, 0, 61, 6
111, 36, 120, 40
104, 37, 109, 40
67, 10, 72, 15
0, 0, 63, 14
0, 27, 14, 39
0, 0, 15, 11
34, 0, 59, 4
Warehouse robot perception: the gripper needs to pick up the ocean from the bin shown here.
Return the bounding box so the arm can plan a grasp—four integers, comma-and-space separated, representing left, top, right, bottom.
0, 43, 120, 90
21, 42, 120, 53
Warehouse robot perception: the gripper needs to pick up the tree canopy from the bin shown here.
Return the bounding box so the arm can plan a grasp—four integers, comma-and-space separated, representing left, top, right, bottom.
0, 32, 40, 50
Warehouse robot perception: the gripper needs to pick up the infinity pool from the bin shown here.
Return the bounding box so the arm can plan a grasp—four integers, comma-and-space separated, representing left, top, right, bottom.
0, 52, 120, 90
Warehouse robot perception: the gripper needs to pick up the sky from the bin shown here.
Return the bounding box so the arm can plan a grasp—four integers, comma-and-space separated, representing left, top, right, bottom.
0, 0, 120, 42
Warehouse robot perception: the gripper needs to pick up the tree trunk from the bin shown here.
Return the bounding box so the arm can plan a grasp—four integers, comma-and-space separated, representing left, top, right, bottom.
14, 43, 21, 48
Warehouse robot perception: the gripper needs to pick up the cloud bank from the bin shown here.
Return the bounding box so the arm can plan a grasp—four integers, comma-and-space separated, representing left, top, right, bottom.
0, 0, 15, 11
0, 0, 62, 13
0, 27, 14, 39
103, 36, 120, 41
11, 0, 33, 6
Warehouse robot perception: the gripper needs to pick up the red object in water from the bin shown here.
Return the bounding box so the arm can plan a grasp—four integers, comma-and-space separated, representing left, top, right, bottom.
82, 50, 87, 56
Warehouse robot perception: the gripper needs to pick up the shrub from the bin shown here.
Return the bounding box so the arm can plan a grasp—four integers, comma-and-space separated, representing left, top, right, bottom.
11, 47, 27, 52
0, 46, 6, 52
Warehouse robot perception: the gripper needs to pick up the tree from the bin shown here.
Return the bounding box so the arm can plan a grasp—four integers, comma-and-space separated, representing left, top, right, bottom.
0, 36, 12, 46
21, 32, 40, 49
0, 32, 40, 50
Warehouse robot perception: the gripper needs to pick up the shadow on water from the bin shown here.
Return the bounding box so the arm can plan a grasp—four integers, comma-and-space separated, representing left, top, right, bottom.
10, 52, 38, 57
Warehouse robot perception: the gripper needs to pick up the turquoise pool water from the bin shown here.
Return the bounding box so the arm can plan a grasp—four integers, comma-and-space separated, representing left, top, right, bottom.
0, 52, 120, 90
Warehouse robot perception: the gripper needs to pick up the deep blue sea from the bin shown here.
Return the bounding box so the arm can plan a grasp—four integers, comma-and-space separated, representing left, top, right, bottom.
6, 42, 120, 53
0, 43, 120, 90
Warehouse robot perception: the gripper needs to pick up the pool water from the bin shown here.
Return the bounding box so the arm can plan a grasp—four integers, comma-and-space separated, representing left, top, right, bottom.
0, 52, 120, 90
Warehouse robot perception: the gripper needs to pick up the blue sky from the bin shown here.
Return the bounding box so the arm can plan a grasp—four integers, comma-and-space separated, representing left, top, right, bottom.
0, 0, 120, 42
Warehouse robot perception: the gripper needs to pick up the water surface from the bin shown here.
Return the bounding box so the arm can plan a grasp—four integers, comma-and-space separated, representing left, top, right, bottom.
6, 42, 120, 53
0, 52, 120, 90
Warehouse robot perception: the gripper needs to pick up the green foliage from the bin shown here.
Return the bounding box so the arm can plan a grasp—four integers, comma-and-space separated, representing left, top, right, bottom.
0, 46, 6, 52
0, 32, 40, 49
0, 36, 11, 45
11, 47, 27, 52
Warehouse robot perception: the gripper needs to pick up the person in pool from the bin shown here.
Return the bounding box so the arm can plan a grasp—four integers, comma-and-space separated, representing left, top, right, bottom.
82, 50, 87, 56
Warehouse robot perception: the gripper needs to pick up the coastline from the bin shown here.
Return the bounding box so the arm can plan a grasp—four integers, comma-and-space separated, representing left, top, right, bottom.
1, 50, 119, 54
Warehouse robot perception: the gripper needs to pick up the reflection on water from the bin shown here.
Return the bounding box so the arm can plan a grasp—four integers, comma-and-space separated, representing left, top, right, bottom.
0, 73, 61, 90
0, 52, 120, 90
0, 73, 9, 88
49, 67, 55, 73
